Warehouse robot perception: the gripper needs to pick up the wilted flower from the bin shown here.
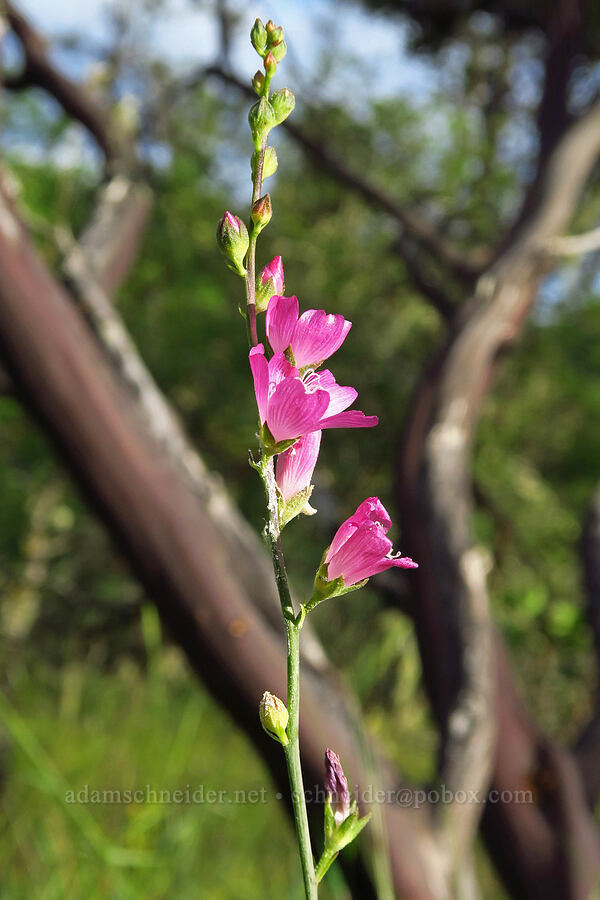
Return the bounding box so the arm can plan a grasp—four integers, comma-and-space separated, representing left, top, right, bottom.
266, 294, 351, 369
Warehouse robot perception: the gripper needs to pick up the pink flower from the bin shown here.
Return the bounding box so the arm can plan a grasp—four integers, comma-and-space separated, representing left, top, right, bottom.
249, 344, 377, 446
276, 431, 321, 501
266, 294, 352, 369
260, 255, 284, 295
324, 498, 418, 586
324, 748, 351, 825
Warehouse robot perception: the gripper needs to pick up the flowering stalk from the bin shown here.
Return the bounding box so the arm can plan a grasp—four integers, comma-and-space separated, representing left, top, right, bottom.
217, 16, 417, 898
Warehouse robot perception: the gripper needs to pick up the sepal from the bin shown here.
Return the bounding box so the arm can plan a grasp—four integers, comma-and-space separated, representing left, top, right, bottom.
279, 484, 317, 530
306, 558, 368, 611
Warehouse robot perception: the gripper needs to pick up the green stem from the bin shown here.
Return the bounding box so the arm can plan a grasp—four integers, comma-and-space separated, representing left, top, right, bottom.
261, 457, 317, 899
283, 620, 318, 900
315, 848, 338, 884
244, 137, 267, 348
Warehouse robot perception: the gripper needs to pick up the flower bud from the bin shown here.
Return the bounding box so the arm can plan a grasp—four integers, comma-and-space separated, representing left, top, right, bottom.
251, 194, 272, 233
270, 39, 287, 63
324, 749, 351, 826
259, 691, 289, 745
252, 146, 278, 181
268, 25, 284, 45
264, 51, 277, 78
216, 211, 249, 275
255, 255, 284, 313
270, 88, 295, 125
252, 70, 265, 95
251, 18, 268, 55
265, 19, 276, 32
248, 97, 276, 150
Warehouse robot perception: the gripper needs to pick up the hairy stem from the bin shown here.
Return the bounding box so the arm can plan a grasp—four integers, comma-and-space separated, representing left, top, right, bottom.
244, 137, 267, 348
315, 848, 338, 883
261, 456, 317, 897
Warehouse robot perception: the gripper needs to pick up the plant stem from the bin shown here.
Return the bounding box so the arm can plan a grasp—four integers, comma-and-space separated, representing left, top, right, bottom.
283, 620, 317, 900
261, 457, 317, 898
244, 137, 267, 348
315, 848, 338, 883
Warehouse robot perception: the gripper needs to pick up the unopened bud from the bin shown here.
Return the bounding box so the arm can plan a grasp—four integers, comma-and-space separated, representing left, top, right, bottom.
216, 211, 249, 275
259, 691, 289, 745
252, 70, 265, 95
252, 146, 278, 181
256, 255, 284, 313
265, 19, 275, 32
248, 97, 276, 150
270, 39, 287, 63
264, 51, 277, 78
251, 194, 272, 233
251, 18, 268, 55
267, 24, 284, 45
270, 88, 295, 125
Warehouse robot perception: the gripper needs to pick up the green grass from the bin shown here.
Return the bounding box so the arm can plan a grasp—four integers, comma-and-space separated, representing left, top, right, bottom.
0, 622, 350, 900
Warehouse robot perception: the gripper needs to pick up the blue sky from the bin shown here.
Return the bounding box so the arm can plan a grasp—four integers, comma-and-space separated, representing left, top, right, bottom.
19, 0, 437, 100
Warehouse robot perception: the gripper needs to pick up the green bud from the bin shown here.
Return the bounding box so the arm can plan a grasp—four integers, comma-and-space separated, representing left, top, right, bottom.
252, 146, 278, 181
252, 70, 265, 95
259, 691, 289, 745
251, 18, 268, 55
270, 88, 295, 125
248, 97, 276, 150
216, 211, 249, 275
270, 39, 287, 63
264, 50, 277, 78
267, 25, 284, 45
251, 194, 272, 233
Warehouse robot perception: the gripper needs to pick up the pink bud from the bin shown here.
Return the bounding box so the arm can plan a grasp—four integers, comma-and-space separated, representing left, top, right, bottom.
324, 748, 351, 825
260, 255, 284, 294
220, 210, 240, 235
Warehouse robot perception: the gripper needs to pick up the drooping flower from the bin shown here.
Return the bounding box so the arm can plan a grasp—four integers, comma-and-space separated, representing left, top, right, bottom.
324, 748, 351, 826
249, 344, 377, 448
323, 497, 418, 587
276, 431, 321, 502
266, 294, 352, 369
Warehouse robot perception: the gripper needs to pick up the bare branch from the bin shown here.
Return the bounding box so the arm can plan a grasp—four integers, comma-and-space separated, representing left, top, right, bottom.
573, 484, 600, 807
547, 226, 600, 257
4, 2, 119, 161
398, 91, 600, 890
162, 62, 480, 288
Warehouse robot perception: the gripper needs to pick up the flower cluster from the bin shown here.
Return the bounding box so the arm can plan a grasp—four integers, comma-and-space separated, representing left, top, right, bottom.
247, 276, 417, 589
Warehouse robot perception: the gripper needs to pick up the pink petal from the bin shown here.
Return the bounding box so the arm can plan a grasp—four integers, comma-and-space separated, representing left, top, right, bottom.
319, 410, 378, 430
353, 497, 392, 532
268, 351, 297, 389
325, 520, 359, 563
249, 344, 269, 425
390, 556, 419, 569
302, 370, 356, 416
267, 377, 330, 443
266, 295, 299, 354
276, 431, 322, 501
326, 523, 392, 583
291, 309, 352, 369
